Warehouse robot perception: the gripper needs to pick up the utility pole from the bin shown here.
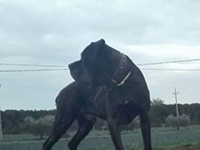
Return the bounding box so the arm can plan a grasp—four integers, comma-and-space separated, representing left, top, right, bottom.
0, 84, 3, 141
173, 87, 179, 131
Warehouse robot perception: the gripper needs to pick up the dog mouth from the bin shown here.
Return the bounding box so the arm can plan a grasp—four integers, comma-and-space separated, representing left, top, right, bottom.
69, 70, 78, 81
69, 67, 93, 85
69, 60, 98, 86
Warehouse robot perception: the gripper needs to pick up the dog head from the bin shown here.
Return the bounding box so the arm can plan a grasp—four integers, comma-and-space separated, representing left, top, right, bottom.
69, 39, 121, 86
68, 60, 92, 85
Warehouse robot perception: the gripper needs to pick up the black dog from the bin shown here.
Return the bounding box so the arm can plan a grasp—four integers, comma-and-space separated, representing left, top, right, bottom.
68, 39, 152, 150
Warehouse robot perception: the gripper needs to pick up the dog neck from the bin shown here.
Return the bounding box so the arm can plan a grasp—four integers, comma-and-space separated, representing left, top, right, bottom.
104, 53, 131, 91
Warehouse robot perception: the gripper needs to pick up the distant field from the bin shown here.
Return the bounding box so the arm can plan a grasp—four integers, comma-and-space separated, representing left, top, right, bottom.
0, 125, 200, 150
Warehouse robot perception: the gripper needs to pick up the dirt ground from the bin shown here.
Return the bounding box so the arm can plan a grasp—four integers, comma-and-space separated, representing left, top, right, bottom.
163, 146, 200, 150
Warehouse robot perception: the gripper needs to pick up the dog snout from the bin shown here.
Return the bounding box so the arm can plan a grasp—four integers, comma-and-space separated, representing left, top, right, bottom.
68, 60, 81, 71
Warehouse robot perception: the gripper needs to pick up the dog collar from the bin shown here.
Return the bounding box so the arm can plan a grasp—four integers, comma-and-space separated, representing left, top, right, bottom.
104, 53, 131, 91
115, 71, 131, 87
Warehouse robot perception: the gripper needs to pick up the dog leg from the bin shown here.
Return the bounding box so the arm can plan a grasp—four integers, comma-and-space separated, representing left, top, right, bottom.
106, 94, 124, 150
68, 115, 96, 150
42, 116, 74, 150
107, 117, 124, 150
139, 112, 152, 150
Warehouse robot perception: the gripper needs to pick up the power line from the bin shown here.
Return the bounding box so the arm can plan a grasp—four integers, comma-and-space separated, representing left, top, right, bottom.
0, 68, 68, 72
0, 68, 200, 73
137, 58, 200, 66
0, 58, 200, 73
141, 68, 200, 71
0, 58, 200, 67
0, 63, 66, 67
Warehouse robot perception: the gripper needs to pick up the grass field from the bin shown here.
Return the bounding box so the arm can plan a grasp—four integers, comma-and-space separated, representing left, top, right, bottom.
0, 125, 200, 150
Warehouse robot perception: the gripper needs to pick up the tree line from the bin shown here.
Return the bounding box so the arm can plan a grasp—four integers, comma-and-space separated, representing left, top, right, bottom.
1, 100, 200, 138
150, 99, 200, 126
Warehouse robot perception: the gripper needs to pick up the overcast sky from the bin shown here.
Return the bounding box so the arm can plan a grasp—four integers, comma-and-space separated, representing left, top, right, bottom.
0, 0, 200, 110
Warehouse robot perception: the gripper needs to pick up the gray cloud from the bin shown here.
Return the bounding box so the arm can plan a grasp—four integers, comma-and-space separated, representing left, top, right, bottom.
0, 0, 200, 110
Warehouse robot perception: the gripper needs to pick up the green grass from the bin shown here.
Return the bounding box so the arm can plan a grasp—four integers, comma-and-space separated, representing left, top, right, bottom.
2, 134, 41, 141
0, 125, 200, 150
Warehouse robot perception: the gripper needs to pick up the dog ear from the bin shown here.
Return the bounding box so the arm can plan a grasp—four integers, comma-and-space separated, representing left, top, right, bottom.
99, 39, 105, 45
82, 39, 106, 58
96, 39, 106, 55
